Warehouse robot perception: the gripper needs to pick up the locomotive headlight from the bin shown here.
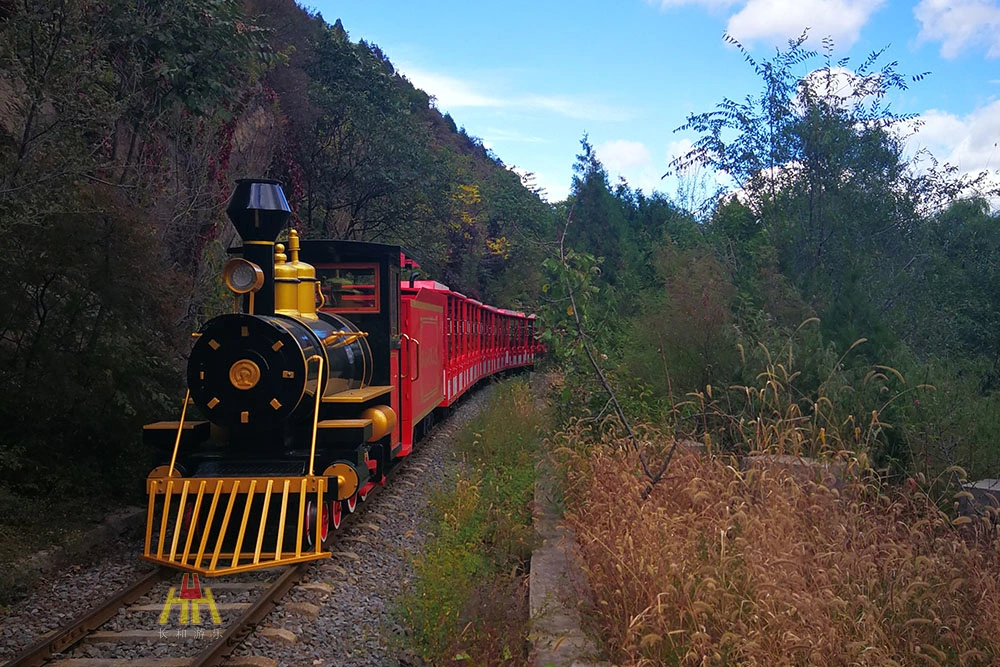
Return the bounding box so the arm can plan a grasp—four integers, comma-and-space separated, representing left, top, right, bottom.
223, 258, 265, 294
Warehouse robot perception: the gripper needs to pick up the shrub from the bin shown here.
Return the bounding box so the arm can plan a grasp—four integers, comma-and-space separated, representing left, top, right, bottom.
400, 380, 547, 665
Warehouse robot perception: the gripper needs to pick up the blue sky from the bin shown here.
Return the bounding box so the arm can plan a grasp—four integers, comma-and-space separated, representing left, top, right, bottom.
307, 0, 999, 203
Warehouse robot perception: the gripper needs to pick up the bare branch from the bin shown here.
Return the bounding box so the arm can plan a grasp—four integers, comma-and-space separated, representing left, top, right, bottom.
555, 208, 677, 498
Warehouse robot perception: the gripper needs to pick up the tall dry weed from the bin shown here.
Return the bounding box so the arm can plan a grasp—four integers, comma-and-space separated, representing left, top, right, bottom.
555, 421, 1000, 666
682, 334, 929, 476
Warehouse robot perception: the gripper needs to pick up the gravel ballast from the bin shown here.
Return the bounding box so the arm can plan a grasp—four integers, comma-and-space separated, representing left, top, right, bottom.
232, 386, 493, 666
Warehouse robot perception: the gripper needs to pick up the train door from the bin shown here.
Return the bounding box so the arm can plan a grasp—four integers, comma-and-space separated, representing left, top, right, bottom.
399, 290, 446, 456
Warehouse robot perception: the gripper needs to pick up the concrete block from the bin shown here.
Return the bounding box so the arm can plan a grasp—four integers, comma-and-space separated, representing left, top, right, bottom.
741, 454, 847, 490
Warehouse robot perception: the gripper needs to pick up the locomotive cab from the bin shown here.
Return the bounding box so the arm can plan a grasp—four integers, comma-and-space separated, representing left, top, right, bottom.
300, 240, 404, 464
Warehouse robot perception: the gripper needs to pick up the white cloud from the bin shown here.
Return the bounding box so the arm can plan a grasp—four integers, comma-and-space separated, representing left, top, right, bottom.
528, 169, 571, 202
509, 166, 537, 192
666, 138, 695, 163
396, 64, 632, 122
592, 140, 688, 198
900, 101, 1000, 208
726, 0, 885, 48
910, 101, 1000, 174
596, 140, 653, 171
915, 0, 1000, 59
649, 0, 884, 48
509, 166, 570, 202
399, 66, 504, 108
799, 66, 864, 101
527, 95, 633, 122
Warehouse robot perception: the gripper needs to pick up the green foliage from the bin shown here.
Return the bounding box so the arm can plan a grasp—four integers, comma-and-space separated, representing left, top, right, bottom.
674, 33, 930, 354
615, 34, 999, 480
540, 140, 708, 422
0, 2, 551, 513
897, 199, 1000, 367
527, 31, 1000, 665
95, 0, 275, 119
568, 138, 638, 290
0, 0, 272, 504
254, 8, 556, 302
540, 248, 601, 361
399, 381, 545, 665
621, 244, 739, 401
0, 185, 180, 498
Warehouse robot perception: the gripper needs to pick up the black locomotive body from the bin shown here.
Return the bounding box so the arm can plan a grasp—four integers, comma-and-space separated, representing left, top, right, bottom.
143, 180, 397, 574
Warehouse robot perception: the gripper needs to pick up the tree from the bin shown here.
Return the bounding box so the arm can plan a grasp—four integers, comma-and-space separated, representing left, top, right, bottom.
674, 33, 927, 351
903, 199, 1000, 377
0, 0, 269, 499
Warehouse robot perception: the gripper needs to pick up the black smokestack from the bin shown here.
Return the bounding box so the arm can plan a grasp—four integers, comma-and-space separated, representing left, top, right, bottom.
226, 179, 291, 315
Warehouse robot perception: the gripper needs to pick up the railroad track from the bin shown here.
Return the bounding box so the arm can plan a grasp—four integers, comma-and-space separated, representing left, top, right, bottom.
2, 562, 309, 667
4, 478, 390, 667
1, 385, 485, 667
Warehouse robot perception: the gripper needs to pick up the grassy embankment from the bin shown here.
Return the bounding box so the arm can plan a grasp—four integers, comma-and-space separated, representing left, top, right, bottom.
399, 379, 548, 665
554, 365, 1000, 666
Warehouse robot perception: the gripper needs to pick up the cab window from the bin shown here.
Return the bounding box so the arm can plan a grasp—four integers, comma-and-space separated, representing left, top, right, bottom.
316, 263, 380, 313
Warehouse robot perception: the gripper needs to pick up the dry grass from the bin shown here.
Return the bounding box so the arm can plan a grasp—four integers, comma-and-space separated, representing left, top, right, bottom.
556, 422, 1000, 666
691, 336, 918, 463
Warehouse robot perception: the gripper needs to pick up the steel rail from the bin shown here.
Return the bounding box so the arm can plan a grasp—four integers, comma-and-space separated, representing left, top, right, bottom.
188, 562, 310, 667
3, 567, 171, 667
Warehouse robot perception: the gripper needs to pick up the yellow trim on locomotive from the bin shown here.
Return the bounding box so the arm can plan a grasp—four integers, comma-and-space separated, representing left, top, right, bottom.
324, 462, 360, 501
288, 229, 320, 320
228, 359, 261, 390
361, 404, 397, 442
273, 243, 301, 317
142, 474, 331, 576
322, 385, 393, 403
306, 354, 324, 475
145, 204, 396, 576
143, 377, 338, 576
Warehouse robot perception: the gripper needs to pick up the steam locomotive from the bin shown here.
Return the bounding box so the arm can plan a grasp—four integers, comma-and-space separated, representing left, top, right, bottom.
142, 179, 539, 575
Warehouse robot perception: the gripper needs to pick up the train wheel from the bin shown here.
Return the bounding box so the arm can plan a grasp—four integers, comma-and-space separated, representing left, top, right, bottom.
346, 494, 358, 513
303, 500, 329, 547
181, 503, 205, 544
330, 499, 343, 531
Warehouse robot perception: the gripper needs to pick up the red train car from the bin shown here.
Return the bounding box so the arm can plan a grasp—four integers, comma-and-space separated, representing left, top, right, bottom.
307, 244, 539, 459
399, 278, 538, 456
